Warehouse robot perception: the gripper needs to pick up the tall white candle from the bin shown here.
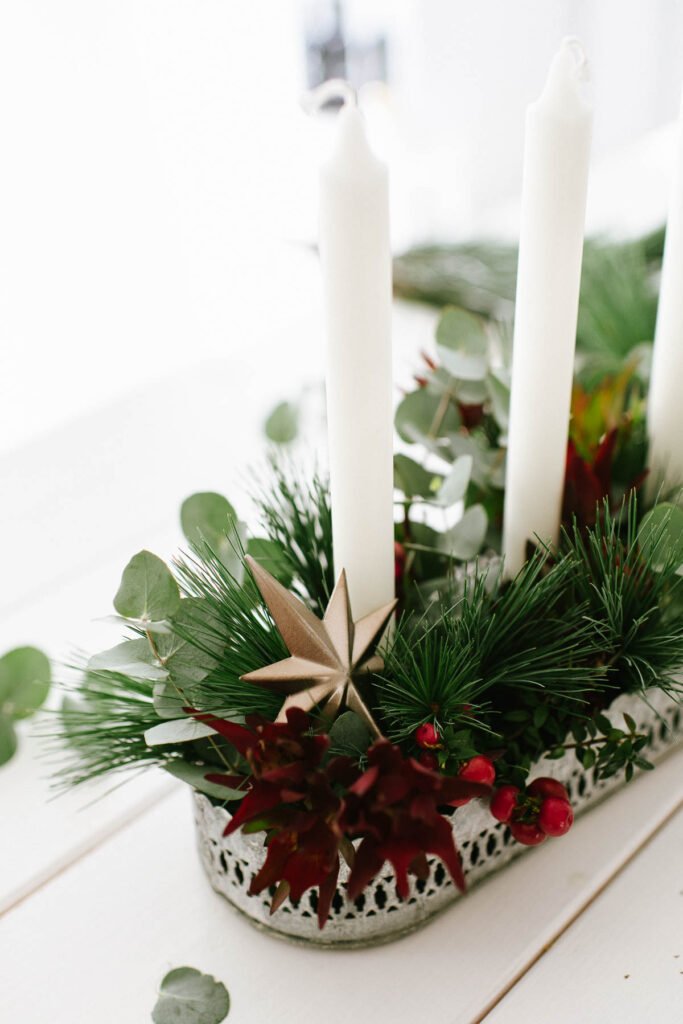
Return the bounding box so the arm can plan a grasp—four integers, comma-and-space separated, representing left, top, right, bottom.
503, 39, 593, 576
317, 88, 395, 617
648, 90, 683, 491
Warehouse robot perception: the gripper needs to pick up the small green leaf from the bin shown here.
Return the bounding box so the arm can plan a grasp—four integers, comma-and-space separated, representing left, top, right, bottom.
0, 716, 18, 766
638, 503, 683, 570
436, 307, 488, 381
167, 598, 226, 683
595, 714, 613, 735
144, 718, 218, 747
393, 454, 437, 499
164, 761, 245, 801
264, 401, 299, 444
88, 640, 168, 682
435, 455, 473, 506
246, 538, 292, 585
623, 712, 637, 733
113, 551, 180, 623
0, 647, 51, 720
439, 504, 488, 560
394, 388, 460, 448
582, 747, 596, 769
152, 967, 230, 1024
329, 711, 372, 755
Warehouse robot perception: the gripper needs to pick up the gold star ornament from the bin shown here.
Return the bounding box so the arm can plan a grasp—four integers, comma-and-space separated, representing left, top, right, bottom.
241, 556, 397, 737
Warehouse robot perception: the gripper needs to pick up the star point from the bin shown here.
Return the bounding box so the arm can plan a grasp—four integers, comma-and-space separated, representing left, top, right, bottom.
241, 557, 397, 736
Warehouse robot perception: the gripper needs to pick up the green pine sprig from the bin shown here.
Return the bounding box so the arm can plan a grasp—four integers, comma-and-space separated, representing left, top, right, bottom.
251, 460, 333, 615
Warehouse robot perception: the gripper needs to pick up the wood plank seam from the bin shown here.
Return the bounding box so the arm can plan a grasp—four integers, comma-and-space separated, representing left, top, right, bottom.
0, 783, 176, 920
474, 792, 683, 1023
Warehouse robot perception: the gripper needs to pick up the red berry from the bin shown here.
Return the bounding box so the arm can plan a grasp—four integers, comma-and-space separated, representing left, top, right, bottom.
450, 756, 496, 806
415, 722, 442, 750
538, 797, 574, 837
490, 785, 520, 823
417, 750, 440, 771
458, 755, 496, 787
527, 777, 569, 802
509, 820, 547, 846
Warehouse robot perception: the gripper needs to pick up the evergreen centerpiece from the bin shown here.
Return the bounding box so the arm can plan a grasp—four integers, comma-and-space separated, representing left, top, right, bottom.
52, 51, 683, 946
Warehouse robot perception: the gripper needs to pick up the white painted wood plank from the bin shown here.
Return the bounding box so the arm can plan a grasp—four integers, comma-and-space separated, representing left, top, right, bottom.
0, 547, 178, 914
3, 745, 683, 1024
483, 805, 683, 1024
0, 360, 275, 910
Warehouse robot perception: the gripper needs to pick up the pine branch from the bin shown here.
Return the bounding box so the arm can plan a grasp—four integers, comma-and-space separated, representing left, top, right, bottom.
46, 671, 168, 788
251, 461, 333, 615
173, 544, 285, 719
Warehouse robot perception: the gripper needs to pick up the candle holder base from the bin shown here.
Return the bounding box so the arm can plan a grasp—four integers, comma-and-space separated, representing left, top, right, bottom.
193, 687, 681, 948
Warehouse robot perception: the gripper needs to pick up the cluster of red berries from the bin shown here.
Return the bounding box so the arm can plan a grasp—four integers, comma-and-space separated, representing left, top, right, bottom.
490, 777, 574, 845
415, 723, 496, 805
414, 724, 574, 846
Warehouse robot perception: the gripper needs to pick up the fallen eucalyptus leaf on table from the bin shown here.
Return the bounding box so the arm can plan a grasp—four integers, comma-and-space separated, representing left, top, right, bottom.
0, 646, 51, 767
152, 967, 230, 1024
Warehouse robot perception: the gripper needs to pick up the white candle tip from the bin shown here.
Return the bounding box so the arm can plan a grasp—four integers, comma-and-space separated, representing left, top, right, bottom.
538, 37, 592, 113
559, 37, 590, 83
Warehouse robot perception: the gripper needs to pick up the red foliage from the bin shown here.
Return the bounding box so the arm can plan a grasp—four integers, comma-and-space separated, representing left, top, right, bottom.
562, 429, 618, 529
340, 741, 490, 901
192, 709, 491, 927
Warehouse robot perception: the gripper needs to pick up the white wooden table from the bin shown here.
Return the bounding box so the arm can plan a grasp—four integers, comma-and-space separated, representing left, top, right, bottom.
2, 359, 682, 1024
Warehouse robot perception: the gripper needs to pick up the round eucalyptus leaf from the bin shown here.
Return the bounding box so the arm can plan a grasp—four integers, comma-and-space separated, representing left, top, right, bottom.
113, 551, 180, 623
88, 640, 168, 682
180, 493, 238, 550
152, 967, 230, 1024
395, 388, 460, 448
182, 494, 247, 580
246, 538, 293, 586
435, 455, 473, 506
439, 504, 488, 560
0, 647, 51, 720
638, 503, 683, 570
393, 454, 438, 499
436, 307, 488, 381
167, 598, 227, 681
452, 377, 488, 405
329, 711, 372, 755
0, 716, 18, 766
264, 400, 299, 444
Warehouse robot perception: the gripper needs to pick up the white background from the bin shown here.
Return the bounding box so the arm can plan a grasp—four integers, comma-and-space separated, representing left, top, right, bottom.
2, 0, 683, 460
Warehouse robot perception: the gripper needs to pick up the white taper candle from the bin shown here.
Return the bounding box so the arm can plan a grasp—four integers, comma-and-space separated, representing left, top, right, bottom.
503, 39, 593, 576
316, 85, 395, 617
648, 90, 683, 491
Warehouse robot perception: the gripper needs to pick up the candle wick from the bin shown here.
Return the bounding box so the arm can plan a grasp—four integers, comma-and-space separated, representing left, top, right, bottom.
300, 79, 357, 116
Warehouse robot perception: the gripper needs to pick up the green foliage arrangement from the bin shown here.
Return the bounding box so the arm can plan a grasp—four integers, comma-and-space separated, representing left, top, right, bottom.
51, 225, 683, 923
54, 470, 682, 795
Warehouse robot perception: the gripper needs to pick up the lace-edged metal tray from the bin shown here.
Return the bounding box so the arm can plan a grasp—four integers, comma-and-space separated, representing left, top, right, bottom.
192, 688, 682, 948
